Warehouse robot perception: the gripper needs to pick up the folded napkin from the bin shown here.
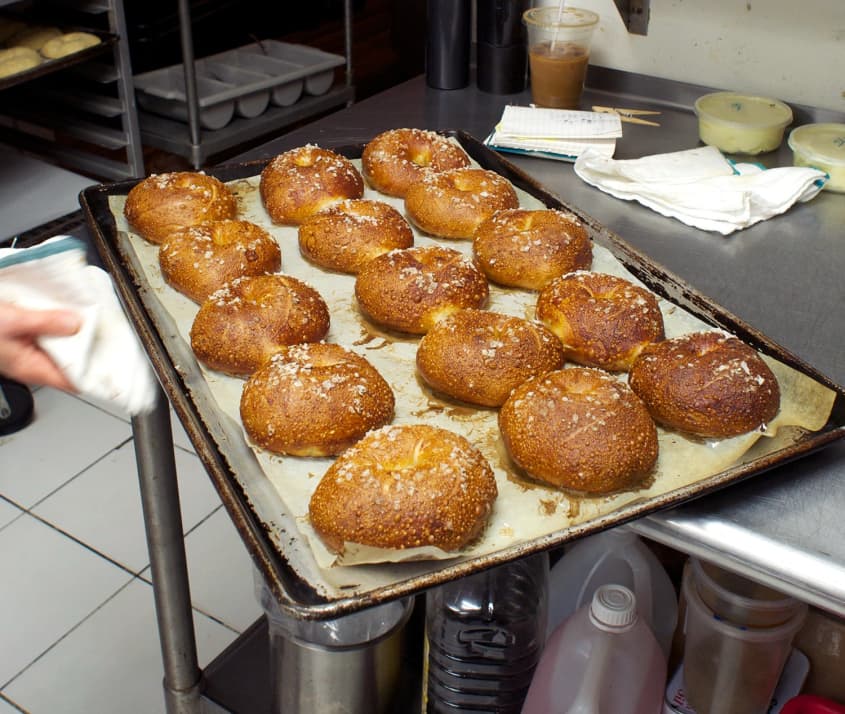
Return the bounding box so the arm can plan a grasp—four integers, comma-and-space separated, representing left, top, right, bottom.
573, 145, 827, 235
0, 236, 157, 415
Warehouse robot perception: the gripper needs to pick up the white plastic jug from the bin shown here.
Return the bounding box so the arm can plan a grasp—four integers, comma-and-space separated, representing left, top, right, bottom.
546, 526, 678, 657
522, 584, 667, 714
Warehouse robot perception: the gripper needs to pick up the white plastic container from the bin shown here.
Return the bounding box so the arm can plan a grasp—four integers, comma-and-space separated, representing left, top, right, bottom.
546, 527, 678, 658
788, 123, 845, 193
689, 557, 804, 628
681, 564, 807, 714
522, 584, 667, 714
694, 92, 793, 155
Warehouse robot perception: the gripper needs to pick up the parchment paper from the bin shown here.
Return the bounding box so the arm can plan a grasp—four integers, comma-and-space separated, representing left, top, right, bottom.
108, 160, 835, 570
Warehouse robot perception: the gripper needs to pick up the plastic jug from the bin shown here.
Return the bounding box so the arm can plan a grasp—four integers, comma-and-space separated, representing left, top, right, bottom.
522, 584, 667, 714
546, 526, 678, 657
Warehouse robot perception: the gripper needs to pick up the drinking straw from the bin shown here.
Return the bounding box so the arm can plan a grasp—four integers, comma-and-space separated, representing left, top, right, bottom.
551, 0, 566, 51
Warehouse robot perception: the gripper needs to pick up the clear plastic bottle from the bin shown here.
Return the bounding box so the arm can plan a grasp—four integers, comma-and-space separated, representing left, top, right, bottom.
546, 526, 678, 658
423, 552, 549, 713
522, 584, 667, 714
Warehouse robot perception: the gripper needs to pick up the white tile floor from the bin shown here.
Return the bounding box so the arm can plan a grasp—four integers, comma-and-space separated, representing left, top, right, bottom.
0, 388, 263, 713
0, 145, 263, 713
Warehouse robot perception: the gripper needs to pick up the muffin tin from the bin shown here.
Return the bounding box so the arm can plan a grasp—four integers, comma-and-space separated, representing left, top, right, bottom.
133, 40, 345, 130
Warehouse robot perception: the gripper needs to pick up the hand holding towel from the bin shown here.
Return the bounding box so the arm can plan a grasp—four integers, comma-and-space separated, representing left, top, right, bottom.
0, 236, 157, 415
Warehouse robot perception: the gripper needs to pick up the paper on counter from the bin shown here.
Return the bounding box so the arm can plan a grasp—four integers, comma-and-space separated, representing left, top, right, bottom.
486, 106, 623, 162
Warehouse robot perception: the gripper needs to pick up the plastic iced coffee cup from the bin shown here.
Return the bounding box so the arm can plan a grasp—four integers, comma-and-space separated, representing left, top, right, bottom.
523, 6, 599, 109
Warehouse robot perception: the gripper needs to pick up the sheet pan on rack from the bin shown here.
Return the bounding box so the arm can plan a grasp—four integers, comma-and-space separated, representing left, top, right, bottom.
80, 130, 845, 619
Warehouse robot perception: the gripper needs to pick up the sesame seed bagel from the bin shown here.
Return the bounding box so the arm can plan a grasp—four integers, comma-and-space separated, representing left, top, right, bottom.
473, 208, 592, 290
124, 172, 238, 245
159, 219, 281, 303
240, 342, 394, 456
629, 331, 781, 438
361, 128, 471, 198
499, 367, 659, 494
260, 145, 364, 225
298, 198, 413, 274
308, 424, 498, 553
416, 309, 565, 407
404, 168, 519, 239
190, 274, 330, 376
354, 246, 489, 334
536, 271, 665, 371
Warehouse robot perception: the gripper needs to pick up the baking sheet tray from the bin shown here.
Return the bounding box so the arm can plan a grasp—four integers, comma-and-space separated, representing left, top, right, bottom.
80, 130, 845, 618
0, 30, 117, 92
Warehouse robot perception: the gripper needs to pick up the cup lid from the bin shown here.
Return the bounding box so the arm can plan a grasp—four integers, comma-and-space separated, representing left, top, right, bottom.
788, 123, 845, 167
523, 6, 600, 29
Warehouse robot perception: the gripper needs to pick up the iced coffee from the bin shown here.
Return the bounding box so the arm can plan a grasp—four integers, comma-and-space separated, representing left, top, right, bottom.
523, 6, 598, 110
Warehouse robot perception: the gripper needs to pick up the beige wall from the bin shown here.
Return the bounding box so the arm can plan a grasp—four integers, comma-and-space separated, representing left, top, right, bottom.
534, 0, 845, 112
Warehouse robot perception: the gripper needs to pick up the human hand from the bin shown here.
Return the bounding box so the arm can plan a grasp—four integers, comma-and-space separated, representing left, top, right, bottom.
0, 303, 82, 391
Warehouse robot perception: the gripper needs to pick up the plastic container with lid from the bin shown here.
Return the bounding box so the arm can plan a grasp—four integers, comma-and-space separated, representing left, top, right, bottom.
690, 556, 804, 628
522, 584, 667, 714
694, 91, 793, 155
788, 123, 845, 192
546, 526, 678, 658
681, 564, 807, 714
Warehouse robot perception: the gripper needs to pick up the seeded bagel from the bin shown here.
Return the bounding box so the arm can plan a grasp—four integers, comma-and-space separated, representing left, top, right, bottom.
308, 424, 498, 553
499, 367, 659, 494
537, 271, 665, 371
124, 172, 237, 245
629, 331, 781, 438
416, 309, 565, 406
404, 168, 519, 239
240, 342, 394, 456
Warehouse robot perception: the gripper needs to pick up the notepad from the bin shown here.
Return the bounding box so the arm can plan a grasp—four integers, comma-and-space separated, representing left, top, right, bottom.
485, 105, 623, 162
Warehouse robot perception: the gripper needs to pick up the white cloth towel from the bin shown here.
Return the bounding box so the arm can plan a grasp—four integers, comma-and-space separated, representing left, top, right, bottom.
0, 236, 157, 415
573, 145, 827, 235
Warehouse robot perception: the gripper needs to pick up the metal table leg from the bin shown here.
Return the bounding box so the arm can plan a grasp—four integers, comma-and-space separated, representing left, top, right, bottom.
132, 385, 203, 714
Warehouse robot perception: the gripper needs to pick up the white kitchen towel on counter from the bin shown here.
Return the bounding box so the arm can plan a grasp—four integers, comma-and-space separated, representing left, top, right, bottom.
573, 145, 827, 235
0, 236, 157, 415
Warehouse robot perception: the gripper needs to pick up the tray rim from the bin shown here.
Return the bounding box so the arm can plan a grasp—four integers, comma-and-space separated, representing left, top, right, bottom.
79, 129, 845, 620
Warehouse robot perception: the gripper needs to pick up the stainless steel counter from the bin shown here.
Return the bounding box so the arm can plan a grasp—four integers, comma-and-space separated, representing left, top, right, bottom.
235, 71, 845, 615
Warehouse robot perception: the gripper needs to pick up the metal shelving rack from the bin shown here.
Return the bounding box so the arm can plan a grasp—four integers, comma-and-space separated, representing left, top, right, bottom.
0, 0, 144, 180
137, 0, 356, 170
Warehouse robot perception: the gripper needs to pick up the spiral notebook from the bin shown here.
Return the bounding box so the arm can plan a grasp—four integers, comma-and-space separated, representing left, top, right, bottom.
485, 105, 622, 162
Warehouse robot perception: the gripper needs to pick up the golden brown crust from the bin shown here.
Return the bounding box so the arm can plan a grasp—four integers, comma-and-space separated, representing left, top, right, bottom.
499, 367, 658, 494
240, 342, 395, 456
124, 172, 238, 245
536, 271, 665, 371
298, 199, 413, 274
361, 128, 471, 198
308, 424, 498, 553
416, 309, 565, 407
473, 209, 592, 290
404, 168, 519, 239
259, 145, 364, 225
628, 331, 781, 438
159, 219, 281, 302
189, 274, 330, 376
354, 246, 489, 334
